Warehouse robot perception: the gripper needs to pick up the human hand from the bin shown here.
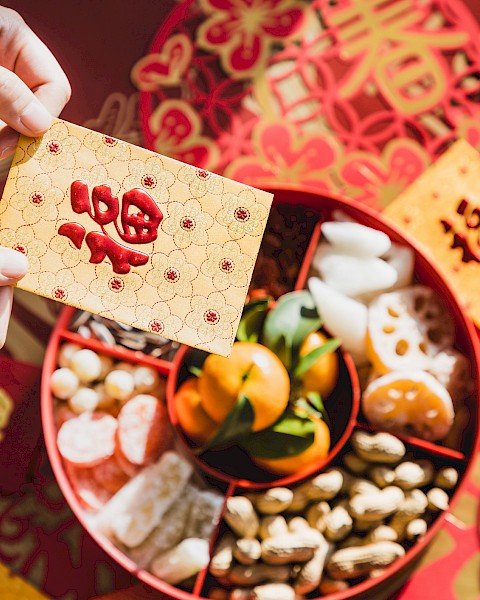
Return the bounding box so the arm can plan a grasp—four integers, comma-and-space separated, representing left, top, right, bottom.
0, 248, 28, 347
0, 7, 69, 347
0, 7, 71, 159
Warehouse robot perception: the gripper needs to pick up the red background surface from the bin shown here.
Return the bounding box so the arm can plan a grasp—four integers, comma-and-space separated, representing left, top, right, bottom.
0, 1, 479, 599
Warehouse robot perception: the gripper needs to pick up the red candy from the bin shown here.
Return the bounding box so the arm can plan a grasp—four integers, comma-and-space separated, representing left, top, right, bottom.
92, 455, 130, 494
57, 411, 118, 467
65, 462, 113, 511
117, 394, 172, 466
55, 404, 76, 428
114, 446, 143, 478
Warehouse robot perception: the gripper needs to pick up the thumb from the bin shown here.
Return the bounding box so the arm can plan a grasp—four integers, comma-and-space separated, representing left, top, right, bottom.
0, 247, 29, 285
0, 286, 13, 349
0, 65, 53, 137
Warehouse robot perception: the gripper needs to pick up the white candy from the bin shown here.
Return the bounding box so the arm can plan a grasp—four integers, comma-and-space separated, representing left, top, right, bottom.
50, 368, 80, 400
98, 355, 114, 379
68, 387, 99, 414
58, 342, 82, 368
308, 277, 368, 365
321, 221, 391, 257
382, 243, 415, 290
184, 489, 225, 540
104, 370, 135, 402
95, 450, 193, 547
70, 349, 102, 383
133, 365, 160, 394
151, 538, 210, 585
314, 246, 397, 298
128, 484, 195, 568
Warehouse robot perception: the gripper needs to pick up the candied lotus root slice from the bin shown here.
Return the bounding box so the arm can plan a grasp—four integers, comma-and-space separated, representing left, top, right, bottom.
362, 370, 454, 441
366, 286, 455, 374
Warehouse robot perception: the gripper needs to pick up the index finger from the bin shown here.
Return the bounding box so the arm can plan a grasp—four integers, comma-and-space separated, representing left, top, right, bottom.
14, 22, 71, 119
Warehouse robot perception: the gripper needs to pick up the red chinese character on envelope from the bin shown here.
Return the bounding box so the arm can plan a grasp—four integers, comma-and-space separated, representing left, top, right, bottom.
441, 197, 480, 264
59, 181, 163, 274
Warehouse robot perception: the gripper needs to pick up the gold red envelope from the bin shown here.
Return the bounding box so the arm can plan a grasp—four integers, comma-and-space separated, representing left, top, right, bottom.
0, 119, 273, 356
384, 139, 480, 328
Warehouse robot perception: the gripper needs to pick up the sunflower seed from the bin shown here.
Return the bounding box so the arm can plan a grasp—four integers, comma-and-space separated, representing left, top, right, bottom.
77, 325, 92, 339
89, 320, 116, 346
68, 311, 180, 360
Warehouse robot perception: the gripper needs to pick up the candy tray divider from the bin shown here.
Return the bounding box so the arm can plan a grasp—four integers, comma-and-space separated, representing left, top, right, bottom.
289, 202, 470, 463
353, 421, 466, 462
293, 218, 323, 293
58, 329, 174, 374
192, 480, 239, 598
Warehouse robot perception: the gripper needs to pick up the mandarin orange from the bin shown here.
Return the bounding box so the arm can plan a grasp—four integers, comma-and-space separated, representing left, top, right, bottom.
254, 416, 330, 475
198, 342, 290, 432
173, 378, 218, 444
298, 331, 339, 398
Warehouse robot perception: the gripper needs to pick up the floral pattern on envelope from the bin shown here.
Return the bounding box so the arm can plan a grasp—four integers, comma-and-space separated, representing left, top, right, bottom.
0, 119, 273, 356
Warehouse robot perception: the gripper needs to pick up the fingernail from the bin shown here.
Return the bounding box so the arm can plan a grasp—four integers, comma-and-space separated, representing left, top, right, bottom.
0, 248, 28, 278
0, 146, 15, 160
20, 101, 52, 135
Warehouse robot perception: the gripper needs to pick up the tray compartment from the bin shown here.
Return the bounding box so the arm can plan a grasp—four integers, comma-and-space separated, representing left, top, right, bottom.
249, 201, 322, 299
202, 428, 467, 600
167, 341, 359, 489
47, 319, 231, 597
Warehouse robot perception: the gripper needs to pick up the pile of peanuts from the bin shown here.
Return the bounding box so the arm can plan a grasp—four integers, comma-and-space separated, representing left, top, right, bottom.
208, 430, 459, 600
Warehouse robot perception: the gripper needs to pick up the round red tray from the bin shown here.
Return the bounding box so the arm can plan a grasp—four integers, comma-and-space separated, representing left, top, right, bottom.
41, 187, 480, 600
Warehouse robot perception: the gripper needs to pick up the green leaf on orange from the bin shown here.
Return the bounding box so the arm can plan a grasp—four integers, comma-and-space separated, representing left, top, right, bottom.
240, 408, 316, 459
262, 291, 322, 371
236, 298, 270, 343
188, 365, 203, 378
295, 397, 323, 420
305, 391, 331, 429
199, 392, 254, 451
293, 338, 341, 379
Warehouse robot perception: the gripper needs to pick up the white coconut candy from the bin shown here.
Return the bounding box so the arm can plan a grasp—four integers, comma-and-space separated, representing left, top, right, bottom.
58, 342, 82, 368
127, 484, 195, 568
151, 538, 210, 585
133, 365, 161, 394
50, 367, 80, 400
321, 221, 391, 257
104, 369, 135, 402
184, 488, 225, 540
382, 243, 415, 290
70, 349, 102, 383
314, 245, 397, 298
308, 277, 368, 365
68, 387, 99, 414
95, 450, 193, 548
